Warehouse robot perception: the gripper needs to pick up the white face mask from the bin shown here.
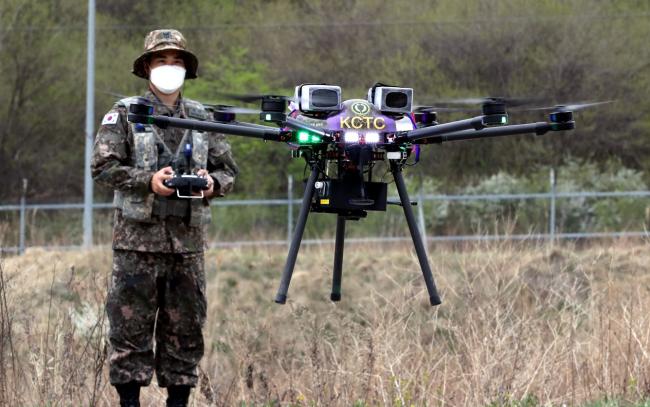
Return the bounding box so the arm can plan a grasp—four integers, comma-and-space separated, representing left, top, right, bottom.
149, 65, 186, 94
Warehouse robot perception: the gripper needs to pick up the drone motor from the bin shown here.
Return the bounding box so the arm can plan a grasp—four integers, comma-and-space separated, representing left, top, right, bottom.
414, 110, 437, 126
212, 108, 236, 123
260, 95, 287, 122
550, 109, 573, 123
549, 108, 575, 131
368, 85, 413, 114
481, 99, 509, 126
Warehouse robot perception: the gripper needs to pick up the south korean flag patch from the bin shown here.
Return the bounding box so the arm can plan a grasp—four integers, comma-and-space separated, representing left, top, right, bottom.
101, 112, 119, 125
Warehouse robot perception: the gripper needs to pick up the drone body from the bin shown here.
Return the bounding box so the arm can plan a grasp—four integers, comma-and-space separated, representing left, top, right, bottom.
127, 83, 602, 306
296, 99, 415, 134
286, 98, 415, 217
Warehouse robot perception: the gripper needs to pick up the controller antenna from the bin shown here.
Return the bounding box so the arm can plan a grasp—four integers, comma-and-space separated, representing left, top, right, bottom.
183, 143, 192, 173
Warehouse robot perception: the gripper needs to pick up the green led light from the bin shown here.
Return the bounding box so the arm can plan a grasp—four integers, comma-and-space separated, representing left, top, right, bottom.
501, 116, 508, 124
296, 130, 322, 144
265, 113, 272, 121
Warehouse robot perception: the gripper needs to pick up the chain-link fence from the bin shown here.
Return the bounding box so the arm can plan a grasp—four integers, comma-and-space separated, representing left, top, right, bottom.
2, 174, 649, 255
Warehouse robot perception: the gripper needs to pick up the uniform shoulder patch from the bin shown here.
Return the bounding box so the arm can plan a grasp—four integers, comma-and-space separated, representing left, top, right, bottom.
101, 111, 120, 125
183, 99, 208, 120
187, 107, 208, 120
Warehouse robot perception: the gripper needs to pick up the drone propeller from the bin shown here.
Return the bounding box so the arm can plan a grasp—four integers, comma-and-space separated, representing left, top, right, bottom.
432, 96, 544, 107
527, 100, 614, 112
102, 89, 129, 99
212, 91, 293, 104
102, 90, 180, 111
203, 104, 261, 114
214, 90, 342, 108
101, 90, 262, 122
203, 104, 264, 123
412, 105, 480, 113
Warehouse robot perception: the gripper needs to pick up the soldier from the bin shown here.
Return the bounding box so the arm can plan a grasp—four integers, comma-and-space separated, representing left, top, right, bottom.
91, 29, 238, 407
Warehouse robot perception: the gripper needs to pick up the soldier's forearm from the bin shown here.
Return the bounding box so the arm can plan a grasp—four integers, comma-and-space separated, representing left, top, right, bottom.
209, 171, 235, 197
208, 150, 239, 178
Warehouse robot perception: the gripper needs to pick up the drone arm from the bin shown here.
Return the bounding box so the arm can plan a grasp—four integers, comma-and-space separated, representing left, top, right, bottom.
416, 121, 573, 144
234, 121, 282, 130
128, 114, 289, 141
284, 117, 328, 137
399, 116, 485, 142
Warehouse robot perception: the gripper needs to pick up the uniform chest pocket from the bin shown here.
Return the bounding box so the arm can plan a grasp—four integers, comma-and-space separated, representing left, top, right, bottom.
133, 132, 158, 171
122, 193, 155, 222
191, 132, 208, 169
114, 190, 156, 223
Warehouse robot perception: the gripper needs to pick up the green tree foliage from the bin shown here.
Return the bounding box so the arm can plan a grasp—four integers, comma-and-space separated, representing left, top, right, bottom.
0, 0, 86, 201
0, 0, 649, 202
427, 159, 649, 235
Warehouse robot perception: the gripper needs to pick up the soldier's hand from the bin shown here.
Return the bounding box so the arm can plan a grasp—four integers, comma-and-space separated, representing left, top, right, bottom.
151, 166, 175, 196
195, 169, 214, 198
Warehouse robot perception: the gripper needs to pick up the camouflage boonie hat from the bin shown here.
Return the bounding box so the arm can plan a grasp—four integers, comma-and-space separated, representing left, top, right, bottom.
132, 29, 198, 80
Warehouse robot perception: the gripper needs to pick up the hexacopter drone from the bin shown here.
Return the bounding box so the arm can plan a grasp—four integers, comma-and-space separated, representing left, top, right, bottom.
127, 83, 603, 306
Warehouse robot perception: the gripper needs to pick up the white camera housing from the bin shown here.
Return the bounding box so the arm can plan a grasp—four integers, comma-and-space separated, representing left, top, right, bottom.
294, 84, 342, 112
368, 86, 413, 114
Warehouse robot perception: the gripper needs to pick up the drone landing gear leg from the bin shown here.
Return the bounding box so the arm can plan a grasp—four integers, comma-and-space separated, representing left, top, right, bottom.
390, 161, 442, 306
275, 166, 319, 304
331, 215, 346, 301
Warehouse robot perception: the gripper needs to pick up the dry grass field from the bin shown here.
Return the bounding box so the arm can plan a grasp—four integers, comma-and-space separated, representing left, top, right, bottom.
2, 240, 650, 406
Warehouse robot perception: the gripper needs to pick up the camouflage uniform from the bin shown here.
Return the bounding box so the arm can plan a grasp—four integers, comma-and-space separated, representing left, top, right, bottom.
92, 85, 238, 386
106, 250, 206, 387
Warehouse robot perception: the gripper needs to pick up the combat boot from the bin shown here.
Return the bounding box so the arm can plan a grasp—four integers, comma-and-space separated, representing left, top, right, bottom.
166, 385, 191, 407
114, 382, 141, 407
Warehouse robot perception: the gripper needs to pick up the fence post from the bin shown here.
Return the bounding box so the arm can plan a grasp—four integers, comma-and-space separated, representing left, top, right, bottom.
549, 168, 556, 242
83, 0, 95, 249
19, 179, 28, 255
287, 174, 294, 245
